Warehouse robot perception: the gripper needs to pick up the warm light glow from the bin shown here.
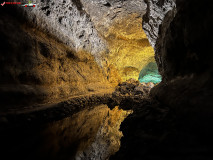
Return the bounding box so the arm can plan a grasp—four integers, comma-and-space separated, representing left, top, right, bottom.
103, 14, 156, 83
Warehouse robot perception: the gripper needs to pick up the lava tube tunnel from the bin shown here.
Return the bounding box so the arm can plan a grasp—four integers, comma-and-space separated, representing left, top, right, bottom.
1, 0, 213, 160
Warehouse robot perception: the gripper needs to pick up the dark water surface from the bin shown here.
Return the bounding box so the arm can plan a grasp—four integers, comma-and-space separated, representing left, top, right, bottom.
0, 105, 131, 160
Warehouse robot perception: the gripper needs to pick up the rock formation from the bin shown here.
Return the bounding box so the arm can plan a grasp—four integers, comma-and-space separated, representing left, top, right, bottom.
143, 0, 176, 48
0, 2, 112, 110
81, 0, 156, 83
144, 0, 213, 119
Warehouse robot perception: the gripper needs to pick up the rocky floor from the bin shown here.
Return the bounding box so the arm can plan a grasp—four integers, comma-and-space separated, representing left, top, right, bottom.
107, 79, 155, 109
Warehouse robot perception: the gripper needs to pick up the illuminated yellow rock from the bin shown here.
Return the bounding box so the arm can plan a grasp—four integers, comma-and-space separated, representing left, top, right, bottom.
102, 14, 155, 84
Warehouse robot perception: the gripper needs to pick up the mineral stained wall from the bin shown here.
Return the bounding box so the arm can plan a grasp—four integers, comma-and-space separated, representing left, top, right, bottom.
0, 0, 155, 109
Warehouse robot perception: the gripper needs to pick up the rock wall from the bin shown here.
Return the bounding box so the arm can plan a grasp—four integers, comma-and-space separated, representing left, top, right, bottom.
81, 0, 156, 83
143, 0, 213, 146
22, 0, 108, 65
143, 0, 176, 77
0, 3, 112, 110
143, 0, 176, 48
0, 0, 155, 110
22, 0, 154, 82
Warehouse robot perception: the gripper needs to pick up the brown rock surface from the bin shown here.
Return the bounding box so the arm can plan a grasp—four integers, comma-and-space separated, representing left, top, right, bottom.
0, 6, 112, 111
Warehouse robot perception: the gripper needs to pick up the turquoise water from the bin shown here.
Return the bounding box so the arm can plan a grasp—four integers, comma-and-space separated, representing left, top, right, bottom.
138, 62, 162, 84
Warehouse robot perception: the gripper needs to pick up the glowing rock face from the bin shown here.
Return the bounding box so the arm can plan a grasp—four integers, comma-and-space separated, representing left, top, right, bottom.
138, 62, 162, 84
103, 14, 156, 84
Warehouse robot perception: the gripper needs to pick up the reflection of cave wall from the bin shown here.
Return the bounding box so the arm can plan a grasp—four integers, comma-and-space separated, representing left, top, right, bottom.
0, 105, 131, 160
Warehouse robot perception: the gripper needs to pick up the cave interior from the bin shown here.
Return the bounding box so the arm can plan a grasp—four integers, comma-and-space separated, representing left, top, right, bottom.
0, 0, 213, 160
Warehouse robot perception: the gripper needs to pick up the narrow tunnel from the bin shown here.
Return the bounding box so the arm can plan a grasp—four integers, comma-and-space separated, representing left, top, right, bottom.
0, 0, 213, 160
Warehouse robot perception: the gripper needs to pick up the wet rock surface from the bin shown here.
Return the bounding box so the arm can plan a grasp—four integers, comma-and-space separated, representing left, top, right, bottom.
0, 93, 135, 160
1, 77, 213, 160
0, 1, 158, 159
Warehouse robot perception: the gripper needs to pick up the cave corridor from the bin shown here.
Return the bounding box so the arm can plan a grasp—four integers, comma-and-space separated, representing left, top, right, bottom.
0, 0, 213, 160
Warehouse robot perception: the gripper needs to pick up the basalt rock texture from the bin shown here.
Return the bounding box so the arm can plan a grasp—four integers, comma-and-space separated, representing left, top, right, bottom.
22, 0, 156, 83
6, 0, 213, 159
143, 0, 176, 77
143, 0, 176, 48
23, 0, 108, 64
81, 0, 156, 83
0, 3, 113, 111
0, 0, 155, 111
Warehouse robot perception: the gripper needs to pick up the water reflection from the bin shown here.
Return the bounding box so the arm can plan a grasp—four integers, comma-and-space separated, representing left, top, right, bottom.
40, 105, 132, 160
